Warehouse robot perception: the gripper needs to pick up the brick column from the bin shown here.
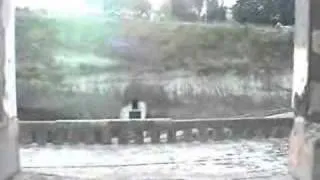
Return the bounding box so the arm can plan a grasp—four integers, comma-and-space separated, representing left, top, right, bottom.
289, 0, 320, 179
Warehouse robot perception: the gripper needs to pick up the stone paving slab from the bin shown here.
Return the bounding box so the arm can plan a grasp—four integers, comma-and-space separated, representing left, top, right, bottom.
14, 172, 294, 180
13, 173, 77, 180
19, 139, 292, 180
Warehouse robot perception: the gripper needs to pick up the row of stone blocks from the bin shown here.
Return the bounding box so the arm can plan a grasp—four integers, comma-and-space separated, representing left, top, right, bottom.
19, 118, 293, 145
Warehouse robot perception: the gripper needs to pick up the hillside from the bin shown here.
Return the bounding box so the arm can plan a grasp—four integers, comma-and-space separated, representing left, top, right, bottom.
16, 13, 294, 120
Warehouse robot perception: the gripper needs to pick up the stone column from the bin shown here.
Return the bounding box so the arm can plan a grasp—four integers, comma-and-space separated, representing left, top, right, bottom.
0, 0, 20, 179
289, 0, 320, 179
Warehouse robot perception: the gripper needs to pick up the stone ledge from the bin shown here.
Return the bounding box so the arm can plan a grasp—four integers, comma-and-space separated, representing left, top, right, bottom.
19, 117, 293, 145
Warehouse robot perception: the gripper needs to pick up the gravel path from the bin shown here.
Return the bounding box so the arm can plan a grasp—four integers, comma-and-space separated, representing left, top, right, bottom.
18, 138, 293, 180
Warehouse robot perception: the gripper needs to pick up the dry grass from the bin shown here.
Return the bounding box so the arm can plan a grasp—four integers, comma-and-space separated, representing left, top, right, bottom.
17, 20, 293, 120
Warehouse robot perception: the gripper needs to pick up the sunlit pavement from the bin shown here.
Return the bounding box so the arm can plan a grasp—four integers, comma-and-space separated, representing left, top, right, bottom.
15, 173, 293, 180
19, 139, 292, 180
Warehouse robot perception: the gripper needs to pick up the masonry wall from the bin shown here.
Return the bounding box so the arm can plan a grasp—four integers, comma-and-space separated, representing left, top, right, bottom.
288, 0, 320, 179
0, 121, 20, 180
0, 0, 20, 179
19, 118, 293, 145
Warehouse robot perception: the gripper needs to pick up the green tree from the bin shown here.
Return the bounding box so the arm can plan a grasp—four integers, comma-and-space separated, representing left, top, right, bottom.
232, 0, 294, 25
172, 0, 198, 21
15, 8, 64, 87
172, 0, 226, 22
274, 0, 294, 25
207, 0, 226, 21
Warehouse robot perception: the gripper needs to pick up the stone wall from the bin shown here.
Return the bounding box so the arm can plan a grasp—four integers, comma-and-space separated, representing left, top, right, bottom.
0, 0, 20, 179
0, 120, 20, 180
288, 0, 320, 179
19, 117, 293, 145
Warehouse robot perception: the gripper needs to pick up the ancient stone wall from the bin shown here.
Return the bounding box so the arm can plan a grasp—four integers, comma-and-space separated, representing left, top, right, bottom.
0, 0, 20, 179
289, 0, 320, 179
19, 118, 292, 145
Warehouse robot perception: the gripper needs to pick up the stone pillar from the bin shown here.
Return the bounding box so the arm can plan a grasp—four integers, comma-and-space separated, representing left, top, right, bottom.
0, 0, 20, 179
289, 0, 320, 179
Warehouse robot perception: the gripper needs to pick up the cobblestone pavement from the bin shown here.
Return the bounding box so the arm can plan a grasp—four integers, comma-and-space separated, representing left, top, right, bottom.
18, 139, 293, 180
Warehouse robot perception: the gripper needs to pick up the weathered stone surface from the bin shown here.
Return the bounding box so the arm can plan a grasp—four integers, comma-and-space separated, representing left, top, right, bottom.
82, 124, 96, 145
289, 118, 320, 180
289, 0, 320, 179
308, 82, 320, 117
19, 139, 293, 180
52, 124, 66, 145
167, 127, 176, 143
0, 0, 20, 179
151, 128, 161, 143
18, 118, 292, 145
310, 0, 320, 81
19, 124, 32, 144
14, 172, 293, 180
13, 173, 79, 180
118, 122, 129, 144
197, 124, 209, 142
183, 128, 193, 142
66, 124, 82, 144
101, 123, 112, 144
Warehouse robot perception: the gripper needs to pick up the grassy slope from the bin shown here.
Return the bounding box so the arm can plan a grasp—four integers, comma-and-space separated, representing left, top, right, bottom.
17, 17, 294, 120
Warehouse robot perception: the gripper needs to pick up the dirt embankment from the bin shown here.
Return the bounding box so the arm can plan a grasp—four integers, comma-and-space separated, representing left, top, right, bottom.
17, 19, 293, 120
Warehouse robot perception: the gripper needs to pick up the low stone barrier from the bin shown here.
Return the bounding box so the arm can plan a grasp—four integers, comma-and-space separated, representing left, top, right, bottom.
19, 117, 293, 145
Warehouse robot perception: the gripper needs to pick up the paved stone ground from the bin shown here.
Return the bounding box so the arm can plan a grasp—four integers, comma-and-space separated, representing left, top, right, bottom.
13, 173, 76, 180
17, 139, 294, 180
14, 172, 293, 180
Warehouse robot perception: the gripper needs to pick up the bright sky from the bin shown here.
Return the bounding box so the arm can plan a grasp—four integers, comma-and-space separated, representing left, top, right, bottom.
221, 0, 237, 7
16, 0, 237, 13
17, 0, 102, 14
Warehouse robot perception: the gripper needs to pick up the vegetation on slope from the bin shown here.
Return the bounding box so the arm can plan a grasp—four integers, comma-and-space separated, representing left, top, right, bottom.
16, 9, 293, 120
